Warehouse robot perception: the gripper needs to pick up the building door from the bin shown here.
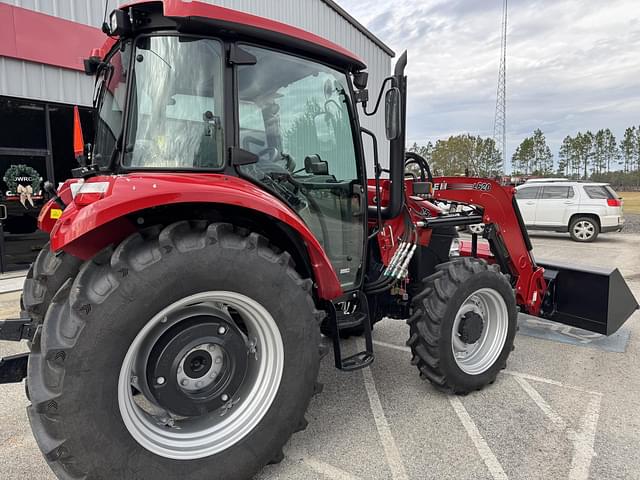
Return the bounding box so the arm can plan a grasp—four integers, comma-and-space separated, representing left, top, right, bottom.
0, 98, 52, 272
0, 98, 94, 271
0, 152, 49, 271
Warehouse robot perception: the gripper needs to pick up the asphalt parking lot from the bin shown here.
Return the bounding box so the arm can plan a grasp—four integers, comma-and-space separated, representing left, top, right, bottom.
1, 231, 639, 480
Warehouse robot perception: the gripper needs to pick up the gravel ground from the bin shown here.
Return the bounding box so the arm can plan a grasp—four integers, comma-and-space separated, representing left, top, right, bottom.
623, 213, 640, 234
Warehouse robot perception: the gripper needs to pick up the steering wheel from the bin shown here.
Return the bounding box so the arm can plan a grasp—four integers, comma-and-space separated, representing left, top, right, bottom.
257, 147, 297, 172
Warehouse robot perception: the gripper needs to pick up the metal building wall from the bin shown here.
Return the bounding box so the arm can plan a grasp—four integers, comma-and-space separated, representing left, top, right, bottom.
0, 0, 119, 106
0, 0, 392, 167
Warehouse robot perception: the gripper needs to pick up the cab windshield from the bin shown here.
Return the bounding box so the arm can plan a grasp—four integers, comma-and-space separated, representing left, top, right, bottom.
123, 36, 225, 169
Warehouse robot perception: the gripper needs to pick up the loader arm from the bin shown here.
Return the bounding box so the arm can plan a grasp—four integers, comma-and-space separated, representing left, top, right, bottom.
429, 176, 637, 335
432, 177, 546, 315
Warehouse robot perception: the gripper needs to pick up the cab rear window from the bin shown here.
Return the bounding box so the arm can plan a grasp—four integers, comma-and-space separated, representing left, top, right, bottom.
583, 185, 614, 199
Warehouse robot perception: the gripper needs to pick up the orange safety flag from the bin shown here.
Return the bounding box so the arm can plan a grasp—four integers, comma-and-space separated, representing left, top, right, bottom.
73, 106, 84, 158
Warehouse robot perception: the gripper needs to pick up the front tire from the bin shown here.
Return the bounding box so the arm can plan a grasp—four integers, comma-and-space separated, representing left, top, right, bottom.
407, 258, 517, 394
27, 222, 322, 479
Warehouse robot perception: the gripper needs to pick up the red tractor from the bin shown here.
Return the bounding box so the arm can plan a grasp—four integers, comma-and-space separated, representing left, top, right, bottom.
0, 2, 637, 479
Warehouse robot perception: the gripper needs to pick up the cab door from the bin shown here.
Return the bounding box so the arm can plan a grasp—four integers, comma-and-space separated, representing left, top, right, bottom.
235, 45, 366, 290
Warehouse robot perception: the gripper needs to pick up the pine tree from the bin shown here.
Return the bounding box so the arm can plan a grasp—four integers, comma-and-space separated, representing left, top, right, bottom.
573, 131, 594, 179
558, 135, 573, 176
531, 129, 554, 175
621, 127, 637, 173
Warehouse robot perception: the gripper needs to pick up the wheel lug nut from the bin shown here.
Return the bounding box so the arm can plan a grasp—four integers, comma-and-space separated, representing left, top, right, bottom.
181, 379, 188, 386
221, 394, 229, 402
218, 326, 226, 335
215, 357, 222, 364
196, 381, 203, 388
156, 376, 166, 385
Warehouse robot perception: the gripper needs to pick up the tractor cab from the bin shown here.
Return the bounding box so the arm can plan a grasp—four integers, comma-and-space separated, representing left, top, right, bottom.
84, 1, 404, 294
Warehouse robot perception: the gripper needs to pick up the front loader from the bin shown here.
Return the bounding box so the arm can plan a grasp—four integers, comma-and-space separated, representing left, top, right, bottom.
0, 2, 637, 479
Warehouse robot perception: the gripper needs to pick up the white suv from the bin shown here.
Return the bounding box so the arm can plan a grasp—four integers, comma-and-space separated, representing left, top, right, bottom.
515, 179, 624, 242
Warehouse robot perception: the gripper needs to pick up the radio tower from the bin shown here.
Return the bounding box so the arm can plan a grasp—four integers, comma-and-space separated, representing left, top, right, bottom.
493, 0, 508, 169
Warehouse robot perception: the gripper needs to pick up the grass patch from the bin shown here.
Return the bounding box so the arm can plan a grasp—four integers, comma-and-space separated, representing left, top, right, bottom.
620, 191, 640, 214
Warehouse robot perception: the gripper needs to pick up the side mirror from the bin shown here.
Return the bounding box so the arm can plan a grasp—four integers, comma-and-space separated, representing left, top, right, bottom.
385, 87, 402, 141
304, 155, 329, 175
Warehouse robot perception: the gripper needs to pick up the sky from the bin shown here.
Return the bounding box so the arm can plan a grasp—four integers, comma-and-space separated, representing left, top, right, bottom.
338, 0, 640, 172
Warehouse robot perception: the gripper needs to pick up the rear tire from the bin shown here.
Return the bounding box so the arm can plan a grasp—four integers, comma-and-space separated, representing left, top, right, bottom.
21, 242, 81, 325
407, 258, 517, 394
27, 222, 322, 480
569, 216, 599, 242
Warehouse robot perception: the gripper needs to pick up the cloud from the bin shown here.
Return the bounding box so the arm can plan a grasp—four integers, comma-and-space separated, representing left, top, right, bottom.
338, 0, 640, 171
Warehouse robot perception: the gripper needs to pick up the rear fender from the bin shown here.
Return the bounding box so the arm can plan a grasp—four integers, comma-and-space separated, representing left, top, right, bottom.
50, 173, 342, 300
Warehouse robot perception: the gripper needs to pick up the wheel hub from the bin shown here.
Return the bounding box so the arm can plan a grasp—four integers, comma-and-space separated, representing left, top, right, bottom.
458, 311, 484, 344
177, 343, 224, 392
146, 317, 249, 417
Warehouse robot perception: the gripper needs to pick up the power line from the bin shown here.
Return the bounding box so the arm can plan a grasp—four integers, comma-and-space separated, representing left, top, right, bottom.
493, 0, 508, 169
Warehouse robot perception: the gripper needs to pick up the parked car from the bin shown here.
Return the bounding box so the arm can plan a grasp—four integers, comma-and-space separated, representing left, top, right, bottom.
515, 179, 624, 242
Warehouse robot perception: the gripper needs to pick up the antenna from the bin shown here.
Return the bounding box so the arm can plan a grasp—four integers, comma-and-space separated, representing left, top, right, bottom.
493, 0, 507, 170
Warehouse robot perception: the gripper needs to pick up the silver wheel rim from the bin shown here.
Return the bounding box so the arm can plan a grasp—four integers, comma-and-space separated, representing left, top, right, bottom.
573, 220, 595, 240
451, 288, 508, 375
469, 224, 485, 234
118, 291, 284, 460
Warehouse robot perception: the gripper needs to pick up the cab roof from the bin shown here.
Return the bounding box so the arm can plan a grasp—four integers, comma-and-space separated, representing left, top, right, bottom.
118, 0, 367, 71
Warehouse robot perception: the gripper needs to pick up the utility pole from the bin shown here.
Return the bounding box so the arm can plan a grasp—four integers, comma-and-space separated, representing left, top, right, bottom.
493, 0, 507, 170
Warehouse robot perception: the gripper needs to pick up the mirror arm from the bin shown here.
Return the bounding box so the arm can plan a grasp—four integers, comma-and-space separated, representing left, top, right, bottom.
362, 77, 394, 117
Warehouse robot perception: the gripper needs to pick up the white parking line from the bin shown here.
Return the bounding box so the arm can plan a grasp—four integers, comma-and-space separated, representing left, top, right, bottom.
512, 376, 568, 430
373, 340, 411, 354
503, 370, 602, 396
507, 372, 602, 480
302, 455, 363, 480
360, 342, 409, 480
373, 339, 604, 479
449, 396, 508, 480
568, 394, 602, 480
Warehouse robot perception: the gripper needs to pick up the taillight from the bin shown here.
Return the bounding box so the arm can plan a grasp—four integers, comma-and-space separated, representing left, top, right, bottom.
73, 181, 111, 206
607, 198, 622, 207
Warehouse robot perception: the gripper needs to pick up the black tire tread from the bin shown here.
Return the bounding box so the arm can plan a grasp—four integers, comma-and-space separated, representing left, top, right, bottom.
408, 257, 514, 395
21, 242, 82, 326
27, 221, 323, 480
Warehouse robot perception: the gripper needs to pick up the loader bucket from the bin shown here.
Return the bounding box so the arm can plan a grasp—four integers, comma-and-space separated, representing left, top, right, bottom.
538, 260, 639, 336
